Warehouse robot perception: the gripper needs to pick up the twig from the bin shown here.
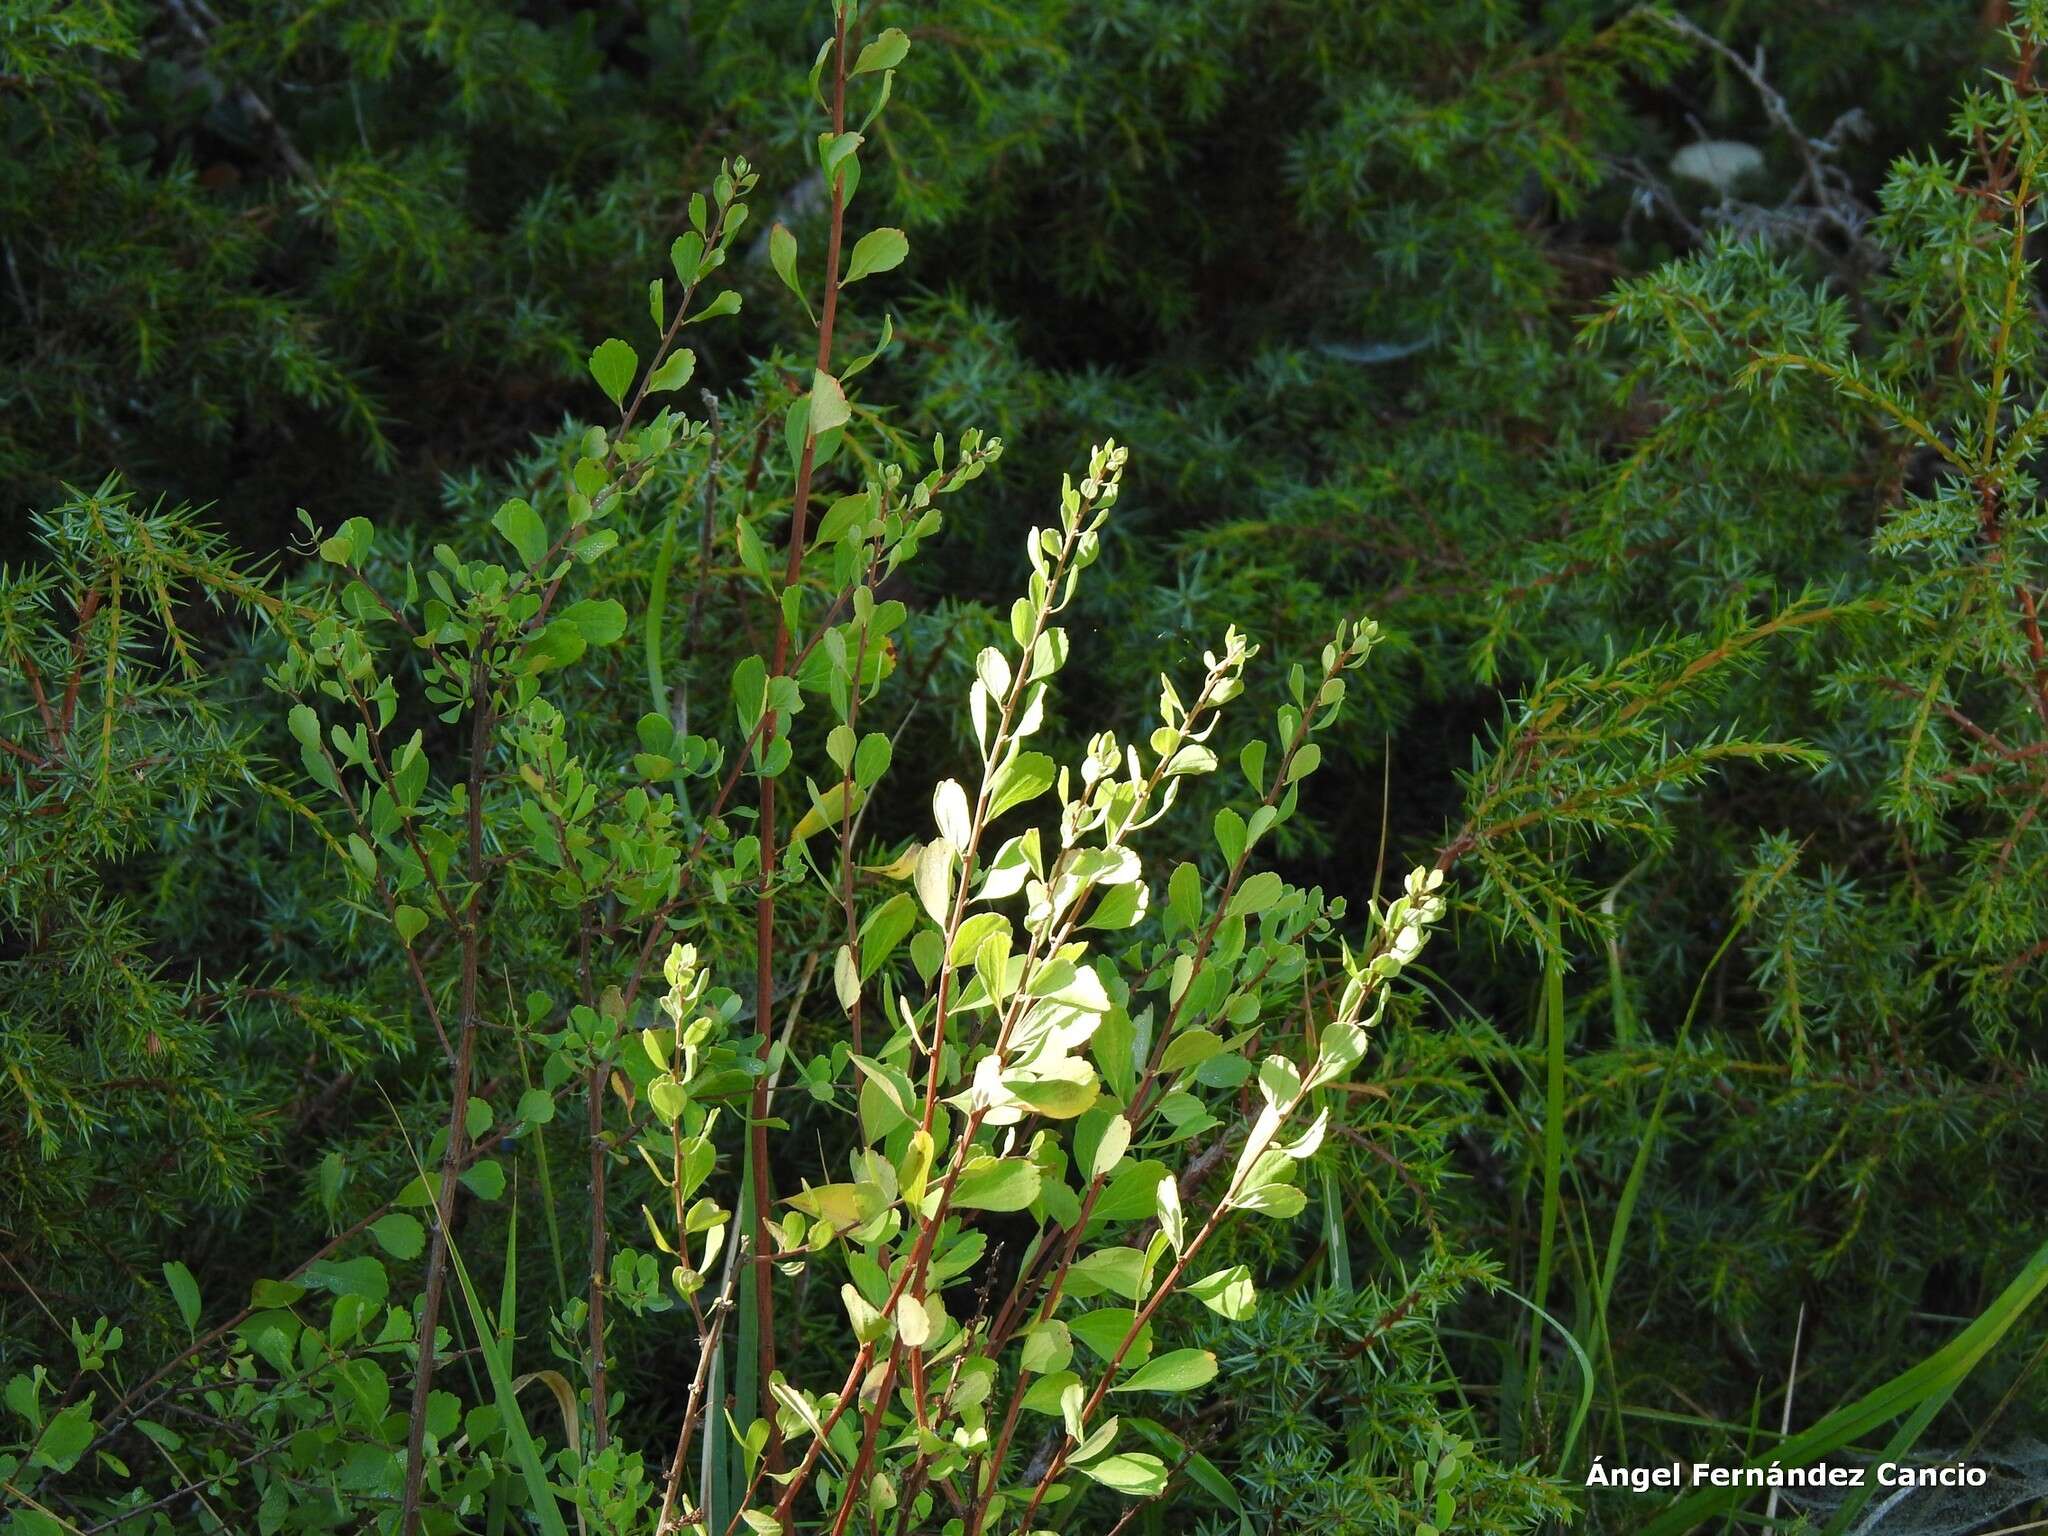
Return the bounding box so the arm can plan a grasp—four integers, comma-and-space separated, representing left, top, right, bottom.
746, 6, 853, 1494
160, 0, 319, 185
397, 634, 497, 1536
1763, 1302, 1806, 1524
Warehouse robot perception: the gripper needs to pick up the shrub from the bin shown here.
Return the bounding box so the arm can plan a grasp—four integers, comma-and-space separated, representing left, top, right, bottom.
1, 14, 1548, 1535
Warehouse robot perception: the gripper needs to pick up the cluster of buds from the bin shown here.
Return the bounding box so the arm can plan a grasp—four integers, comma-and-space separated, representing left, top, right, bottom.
1330, 865, 1448, 1028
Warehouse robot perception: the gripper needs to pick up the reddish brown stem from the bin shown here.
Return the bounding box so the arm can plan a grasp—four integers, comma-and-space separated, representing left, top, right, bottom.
397, 638, 496, 1536
747, 3, 852, 1492
58, 588, 103, 743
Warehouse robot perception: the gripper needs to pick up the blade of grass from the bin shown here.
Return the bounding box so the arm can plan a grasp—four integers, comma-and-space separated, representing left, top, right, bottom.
443, 1218, 574, 1536
644, 462, 708, 822
486, 1468, 509, 1536
1721, 1385, 1763, 1536
729, 1146, 761, 1529
1569, 1185, 1624, 1465
1506, 1286, 1595, 1471
1588, 846, 1802, 1476
515, 1027, 569, 1307
1594, 866, 1641, 1458
1521, 903, 1569, 1443
1322, 1163, 1353, 1293
1822, 1385, 1951, 1535
394, 1118, 570, 1536
1640, 1234, 2048, 1536
703, 1326, 733, 1530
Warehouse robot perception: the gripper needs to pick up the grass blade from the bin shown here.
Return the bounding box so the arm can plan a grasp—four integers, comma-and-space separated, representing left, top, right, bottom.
1505, 1286, 1595, 1471
1521, 904, 1569, 1440
443, 1216, 573, 1536
1640, 1235, 2048, 1536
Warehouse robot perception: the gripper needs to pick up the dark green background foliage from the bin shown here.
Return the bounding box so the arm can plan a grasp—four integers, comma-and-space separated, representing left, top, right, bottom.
5, 1, 2048, 1533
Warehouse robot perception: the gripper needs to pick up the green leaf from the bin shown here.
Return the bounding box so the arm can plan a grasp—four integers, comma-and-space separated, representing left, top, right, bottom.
843, 227, 909, 284
163, 1261, 200, 1332
560, 598, 627, 645
1076, 1452, 1169, 1496
649, 1075, 686, 1124
858, 893, 919, 979
670, 232, 705, 284
492, 498, 549, 569
1111, 1347, 1217, 1394
1213, 807, 1246, 866
1094, 1159, 1169, 1222
686, 290, 742, 325
1235, 1179, 1307, 1219
781, 1182, 864, 1236
808, 370, 851, 435
462, 1159, 506, 1200
1240, 740, 1268, 793
1066, 1246, 1146, 1300
1183, 1450, 1247, 1518
517, 1087, 556, 1124
769, 223, 806, 312
952, 1156, 1041, 1212
1008, 1372, 1072, 1421
852, 27, 909, 74
1186, 1265, 1257, 1320
1019, 1321, 1072, 1376
370, 1213, 426, 1261
735, 516, 769, 579
302, 1256, 389, 1304
820, 131, 864, 179
588, 338, 638, 410
1166, 862, 1202, 936
427, 1389, 462, 1439
1003, 1062, 1099, 1120
645, 349, 697, 395
854, 730, 892, 789
843, 311, 895, 382
1083, 882, 1146, 930
394, 904, 428, 947
1228, 870, 1284, 917
987, 751, 1056, 821
1070, 1307, 1152, 1365
250, 1278, 306, 1307
1088, 1114, 1131, 1180
1160, 1029, 1223, 1074
1157, 1173, 1185, 1253
948, 909, 1009, 967
732, 653, 769, 733
27, 1400, 94, 1474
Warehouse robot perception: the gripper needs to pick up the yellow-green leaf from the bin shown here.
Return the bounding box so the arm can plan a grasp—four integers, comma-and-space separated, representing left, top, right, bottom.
952, 1156, 1041, 1212
808, 370, 851, 435
844, 227, 909, 284
163, 1261, 200, 1332
1076, 1452, 1169, 1495
1111, 1348, 1216, 1394
588, 338, 637, 409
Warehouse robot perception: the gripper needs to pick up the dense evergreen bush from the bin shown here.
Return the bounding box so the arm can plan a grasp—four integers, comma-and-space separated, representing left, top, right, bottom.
5, 3, 2048, 1534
